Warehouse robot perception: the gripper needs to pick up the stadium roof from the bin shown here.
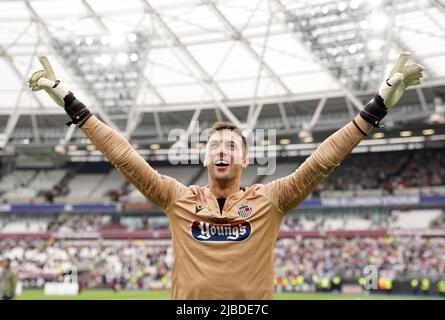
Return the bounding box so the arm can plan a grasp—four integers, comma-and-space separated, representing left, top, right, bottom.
0, 0, 445, 151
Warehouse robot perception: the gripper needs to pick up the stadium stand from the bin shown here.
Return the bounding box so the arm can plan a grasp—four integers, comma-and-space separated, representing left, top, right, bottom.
315, 149, 445, 194
87, 170, 127, 203
1, 148, 444, 296
1, 236, 444, 293
57, 174, 108, 204
0, 208, 443, 234
2, 149, 443, 204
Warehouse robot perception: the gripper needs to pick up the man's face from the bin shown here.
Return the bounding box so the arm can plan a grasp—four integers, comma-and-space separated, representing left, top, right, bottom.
204, 130, 248, 183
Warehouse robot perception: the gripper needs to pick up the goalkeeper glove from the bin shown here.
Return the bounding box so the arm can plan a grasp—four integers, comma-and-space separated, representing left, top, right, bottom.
360, 52, 424, 127
27, 56, 92, 126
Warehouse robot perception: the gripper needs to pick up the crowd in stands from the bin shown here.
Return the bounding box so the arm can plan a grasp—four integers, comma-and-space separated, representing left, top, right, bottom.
44, 214, 169, 233
1, 236, 444, 290
0, 149, 444, 205
280, 213, 392, 231
0, 148, 444, 292
398, 150, 445, 188
275, 237, 445, 283
314, 149, 445, 193
46, 214, 112, 233
431, 214, 445, 229
0, 239, 171, 290
0, 208, 442, 234
38, 185, 69, 204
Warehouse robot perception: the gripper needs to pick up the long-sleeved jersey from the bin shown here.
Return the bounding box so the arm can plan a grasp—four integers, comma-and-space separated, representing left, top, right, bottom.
80, 116, 365, 299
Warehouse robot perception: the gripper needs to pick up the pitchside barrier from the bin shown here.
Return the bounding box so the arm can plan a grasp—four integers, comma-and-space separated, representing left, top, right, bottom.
2, 229, 445, 240
1, 195, 445, 214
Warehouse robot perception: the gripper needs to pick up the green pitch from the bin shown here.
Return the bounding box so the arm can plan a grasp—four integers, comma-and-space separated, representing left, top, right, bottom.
16, 289, 443, 300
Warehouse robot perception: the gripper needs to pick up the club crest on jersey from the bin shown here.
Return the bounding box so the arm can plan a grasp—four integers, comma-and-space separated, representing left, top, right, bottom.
191, 220, 252, 242
195, 205, 204, 214
236, 203, 253, 218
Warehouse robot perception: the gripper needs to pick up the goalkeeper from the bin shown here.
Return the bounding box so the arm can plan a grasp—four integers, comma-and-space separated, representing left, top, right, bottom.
28, 53, 423, 299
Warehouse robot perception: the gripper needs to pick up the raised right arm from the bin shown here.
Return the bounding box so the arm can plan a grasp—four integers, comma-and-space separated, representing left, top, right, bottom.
27, 56, 188, 211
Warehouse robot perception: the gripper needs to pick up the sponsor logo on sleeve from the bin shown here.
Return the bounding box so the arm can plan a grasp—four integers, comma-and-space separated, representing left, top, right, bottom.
190, 220, 252, 242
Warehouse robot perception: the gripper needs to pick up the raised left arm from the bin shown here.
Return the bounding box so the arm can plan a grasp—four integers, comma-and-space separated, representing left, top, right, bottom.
260, 52, 424, 214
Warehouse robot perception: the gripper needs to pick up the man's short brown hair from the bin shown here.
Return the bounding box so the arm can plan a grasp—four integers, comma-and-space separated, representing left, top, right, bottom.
208, 121, 247, 153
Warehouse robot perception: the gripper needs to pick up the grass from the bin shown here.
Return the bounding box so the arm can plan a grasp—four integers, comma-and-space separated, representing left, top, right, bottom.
16, 289, 444, 300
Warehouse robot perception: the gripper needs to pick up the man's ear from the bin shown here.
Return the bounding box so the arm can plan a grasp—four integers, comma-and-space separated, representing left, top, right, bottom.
241, 156, 250, 169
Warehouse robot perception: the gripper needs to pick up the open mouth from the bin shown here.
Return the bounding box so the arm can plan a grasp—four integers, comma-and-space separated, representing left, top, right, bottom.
214, 159, 229, 168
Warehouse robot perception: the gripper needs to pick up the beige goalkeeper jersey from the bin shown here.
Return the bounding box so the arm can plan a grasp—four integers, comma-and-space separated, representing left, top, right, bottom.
80, 116, 364, 300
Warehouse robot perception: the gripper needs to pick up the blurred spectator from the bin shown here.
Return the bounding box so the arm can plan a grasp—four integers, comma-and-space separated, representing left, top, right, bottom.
0, 258, 18, 300
316, 149, 445, 192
